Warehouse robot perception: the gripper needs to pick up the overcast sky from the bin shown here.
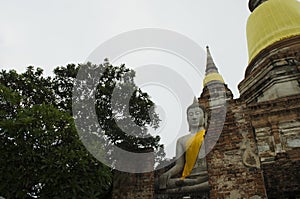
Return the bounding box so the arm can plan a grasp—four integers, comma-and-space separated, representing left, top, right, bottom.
0, 0, 251, 157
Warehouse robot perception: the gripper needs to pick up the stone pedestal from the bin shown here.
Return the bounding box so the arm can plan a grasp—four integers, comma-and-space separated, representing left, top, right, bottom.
155, 190, 209, 199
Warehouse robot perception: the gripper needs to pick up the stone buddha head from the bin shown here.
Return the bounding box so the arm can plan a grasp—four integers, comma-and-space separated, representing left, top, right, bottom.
186, 97, 206, 131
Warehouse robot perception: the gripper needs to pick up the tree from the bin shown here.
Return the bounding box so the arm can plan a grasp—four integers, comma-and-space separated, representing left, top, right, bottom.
0, 68, 112, 198
0, 60, 165, 198
54, 61, 165, 167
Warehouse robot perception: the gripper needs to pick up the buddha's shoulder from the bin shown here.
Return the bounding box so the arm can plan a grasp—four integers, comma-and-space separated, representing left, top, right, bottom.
177, 134, 193, 144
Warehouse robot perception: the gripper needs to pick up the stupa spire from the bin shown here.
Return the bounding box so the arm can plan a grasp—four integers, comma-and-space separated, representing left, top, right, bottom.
203, 46, 225, 86
205, 46, 219, 75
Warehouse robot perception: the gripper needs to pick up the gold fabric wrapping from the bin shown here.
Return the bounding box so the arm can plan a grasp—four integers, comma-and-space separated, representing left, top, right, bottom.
181, 129, 205, 179
203, 73, 224, 86
247, 0, 300, 63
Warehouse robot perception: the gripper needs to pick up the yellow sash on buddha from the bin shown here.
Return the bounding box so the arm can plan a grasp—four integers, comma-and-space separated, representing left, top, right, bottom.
181, 129, 205, 179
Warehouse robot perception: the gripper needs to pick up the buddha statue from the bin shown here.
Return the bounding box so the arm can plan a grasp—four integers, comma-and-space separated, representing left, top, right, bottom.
158, 98, 209, 192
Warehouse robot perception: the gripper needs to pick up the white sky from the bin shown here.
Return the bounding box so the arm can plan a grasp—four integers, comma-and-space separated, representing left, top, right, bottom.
0, 0, 251, 158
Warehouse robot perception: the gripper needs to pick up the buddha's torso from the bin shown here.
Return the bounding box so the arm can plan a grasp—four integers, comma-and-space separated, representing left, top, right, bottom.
181, 133, 208, 178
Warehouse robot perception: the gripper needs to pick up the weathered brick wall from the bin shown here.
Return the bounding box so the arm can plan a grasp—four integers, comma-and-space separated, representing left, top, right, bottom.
262, 151, 300, 198
247, 95, 300, 198
112, 148, 155, 199
200, 83, 267, 198
202, 85, 300, 198
205, 103, 267, 198
112, 171, 154, 199
237, 35, 300, 198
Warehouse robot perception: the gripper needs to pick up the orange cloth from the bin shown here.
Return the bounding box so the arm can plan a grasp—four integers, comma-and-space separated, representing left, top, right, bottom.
181, 129, 205, 179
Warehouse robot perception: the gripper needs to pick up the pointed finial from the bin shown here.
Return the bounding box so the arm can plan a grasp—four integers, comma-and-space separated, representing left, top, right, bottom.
203, 46, 225, 86
205, 45, 219, 75
193, 96, 198, 104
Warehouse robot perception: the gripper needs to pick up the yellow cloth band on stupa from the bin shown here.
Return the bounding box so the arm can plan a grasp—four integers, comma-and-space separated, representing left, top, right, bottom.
203, 73, 224, 86
247, 0, 300, 63
181, 129, 205, 179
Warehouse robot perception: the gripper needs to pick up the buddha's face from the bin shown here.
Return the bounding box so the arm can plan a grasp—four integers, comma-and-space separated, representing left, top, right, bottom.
187, 106, 204, 128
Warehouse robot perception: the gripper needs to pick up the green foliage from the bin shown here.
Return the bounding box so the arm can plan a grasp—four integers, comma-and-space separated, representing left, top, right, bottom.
0, 102, 111, 198
0, 61, 165, 198
0, 68, 111, 198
